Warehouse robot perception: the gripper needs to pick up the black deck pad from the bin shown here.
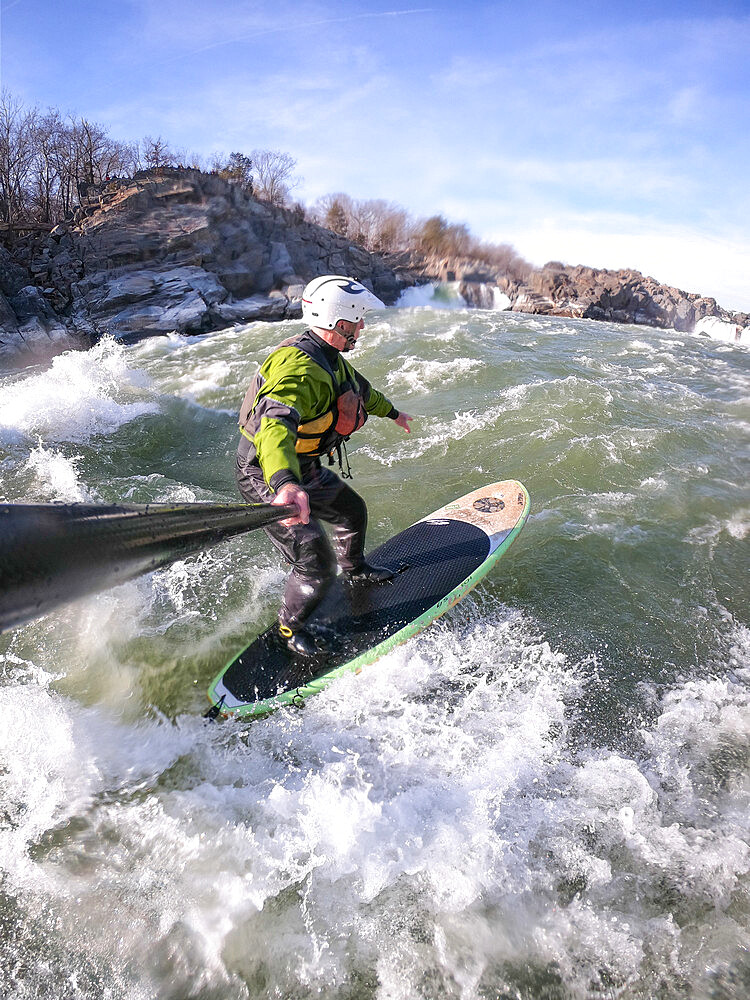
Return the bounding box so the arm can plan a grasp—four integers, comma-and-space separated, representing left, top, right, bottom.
223, 519, 493, 702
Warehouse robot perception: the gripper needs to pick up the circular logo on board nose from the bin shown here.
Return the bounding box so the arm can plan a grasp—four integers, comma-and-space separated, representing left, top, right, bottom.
473, 497, 505, 512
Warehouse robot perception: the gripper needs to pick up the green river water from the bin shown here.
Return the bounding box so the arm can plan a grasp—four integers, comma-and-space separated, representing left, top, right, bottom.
0, 302, 748, 998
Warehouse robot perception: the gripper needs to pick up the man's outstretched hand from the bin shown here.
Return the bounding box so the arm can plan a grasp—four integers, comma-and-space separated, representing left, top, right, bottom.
394, 412, 414, 433
272, 483, 310, 526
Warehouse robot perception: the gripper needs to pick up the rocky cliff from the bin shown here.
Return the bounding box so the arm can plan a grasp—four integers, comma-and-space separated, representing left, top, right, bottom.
0, 169, 407, 366
0, 168, 745, 366
413, 255, 747, 334
499, 262, 747, 333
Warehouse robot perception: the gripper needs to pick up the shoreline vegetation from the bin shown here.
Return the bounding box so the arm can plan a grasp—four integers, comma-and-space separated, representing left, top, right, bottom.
0, 92, 746, 366
0, 91, 532, 273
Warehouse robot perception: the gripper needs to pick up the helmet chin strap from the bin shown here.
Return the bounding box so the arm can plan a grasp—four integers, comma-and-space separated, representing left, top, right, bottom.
320, 325, 356, 352
312, 326, 357, 354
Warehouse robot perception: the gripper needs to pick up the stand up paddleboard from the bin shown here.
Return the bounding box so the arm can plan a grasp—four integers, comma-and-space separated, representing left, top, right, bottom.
208, 480, 529, 719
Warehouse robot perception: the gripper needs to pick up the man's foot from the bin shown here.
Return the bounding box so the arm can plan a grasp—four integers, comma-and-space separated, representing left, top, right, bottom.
306, 622, 339, 644
279, 624, 317, 657
343, 562, 396, 585
278, 623, 339, 657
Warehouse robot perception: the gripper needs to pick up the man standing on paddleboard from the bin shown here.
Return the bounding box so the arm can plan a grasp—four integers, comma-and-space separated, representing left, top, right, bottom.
236, 275, 413, 656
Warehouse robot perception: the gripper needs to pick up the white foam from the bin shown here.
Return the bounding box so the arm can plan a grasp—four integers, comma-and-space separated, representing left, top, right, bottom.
687, 510, 750, 546
384, 355, 485, 394
22, 442, 96, 502
2, 614, 749, 996
640, 476, 669, 492
492, 288, 512, 310
694, 316, 746, 344
173, 360, 232, 400
359, 383, 536, 467
1, 297, 748, 998
0, 337, 158, 444
561, 513, 651, 545
359, 404, 503, 466
726, 511, 750, 540
433, 322, 466, 342
619, 339, 655, 354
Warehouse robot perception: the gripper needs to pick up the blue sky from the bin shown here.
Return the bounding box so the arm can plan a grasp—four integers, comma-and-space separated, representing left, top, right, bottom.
2, 0, 749, 311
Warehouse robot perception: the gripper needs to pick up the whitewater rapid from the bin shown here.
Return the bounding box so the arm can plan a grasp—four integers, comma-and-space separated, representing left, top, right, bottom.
1, 309, 748, 998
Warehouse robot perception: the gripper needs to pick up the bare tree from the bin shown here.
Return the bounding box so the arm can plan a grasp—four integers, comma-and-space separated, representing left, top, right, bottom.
325, 197, 349, 236
0, 89, 532, 280
416, 215, 476, 258
28, 108, 63, 222
312, 192, 352, 235
0, 90, 38, 223
416, 215, 450, 256
206, 151, 227, 173
76, 118, 111, 184
251, 148, 298, 206
312, 193, 413, 252
140, 135, 173, 170
348, 198, 379, 246
365, 199, 412, 252
184, 150, 210, 170
54, 116, 91, 213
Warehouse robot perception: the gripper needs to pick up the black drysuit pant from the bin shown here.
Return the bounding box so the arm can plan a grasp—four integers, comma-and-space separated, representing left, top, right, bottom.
235, 455, 367, 629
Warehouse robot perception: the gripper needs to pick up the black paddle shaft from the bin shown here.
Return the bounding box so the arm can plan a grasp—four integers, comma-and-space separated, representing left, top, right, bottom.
0, 501, 295, 633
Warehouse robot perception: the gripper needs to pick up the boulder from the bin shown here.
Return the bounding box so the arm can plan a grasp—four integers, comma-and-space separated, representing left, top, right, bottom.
212, 294, 290, 325
158, 266, 227, 305
9, 285, 59, 324
0, 290, 19, 333
217, 248, 268, 297
99, 272, 158, 309
269, 241, 295, 282
108, 290, 211, 341
0, 246, 31, 297
0, 282, 86, 365
91, 266, 228, 340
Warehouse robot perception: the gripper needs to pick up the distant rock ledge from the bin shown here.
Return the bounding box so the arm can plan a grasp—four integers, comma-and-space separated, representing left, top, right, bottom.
501, 262, 747, 335
0, 168, 746, 365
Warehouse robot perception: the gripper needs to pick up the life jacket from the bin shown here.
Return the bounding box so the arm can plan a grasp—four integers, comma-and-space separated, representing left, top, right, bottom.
239, 331, 368, 461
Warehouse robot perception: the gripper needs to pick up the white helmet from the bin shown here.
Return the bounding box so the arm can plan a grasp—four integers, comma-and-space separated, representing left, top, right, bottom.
302, 275, 384, 330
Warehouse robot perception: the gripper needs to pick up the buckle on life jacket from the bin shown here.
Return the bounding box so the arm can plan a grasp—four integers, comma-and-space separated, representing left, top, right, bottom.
327, 440, 353, 479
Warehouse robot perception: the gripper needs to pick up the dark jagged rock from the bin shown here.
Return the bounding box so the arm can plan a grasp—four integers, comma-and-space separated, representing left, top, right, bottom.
497, 262, 747, 333
0, 246, 86, 365
0, 169, 413, 363
408, 254, 747, 335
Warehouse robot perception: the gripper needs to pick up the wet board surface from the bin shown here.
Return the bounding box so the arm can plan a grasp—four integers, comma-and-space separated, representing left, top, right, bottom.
208, 480, 529, 718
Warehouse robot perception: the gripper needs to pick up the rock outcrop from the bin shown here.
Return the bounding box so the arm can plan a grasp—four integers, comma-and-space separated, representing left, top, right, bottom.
1, 168, 746, 366
0, 246, 87, 365
498, 262, 748, 333
403, 253, 747, 333
0, 169, 408, 364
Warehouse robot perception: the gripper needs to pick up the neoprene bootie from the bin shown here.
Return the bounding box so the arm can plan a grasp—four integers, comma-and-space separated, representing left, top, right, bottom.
343, 562, 395, 585
279, 622, 338, 657
279, 624, 317, 657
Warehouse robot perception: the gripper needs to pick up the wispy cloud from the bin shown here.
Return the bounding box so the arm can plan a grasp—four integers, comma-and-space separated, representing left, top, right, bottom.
472, 154, 695, 204
149, 4, 435, 64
